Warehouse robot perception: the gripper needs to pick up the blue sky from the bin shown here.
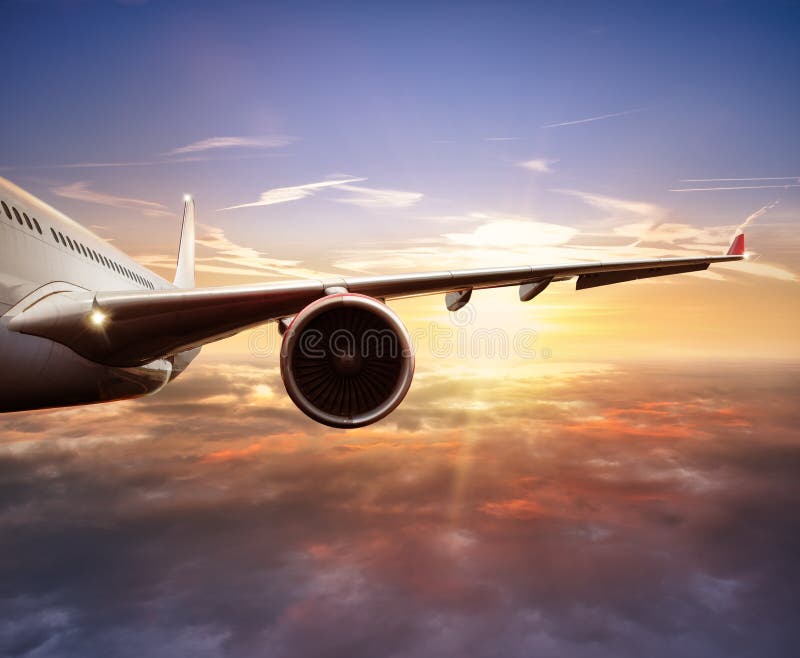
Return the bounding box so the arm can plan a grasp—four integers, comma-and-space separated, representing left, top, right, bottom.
2, 0, 798, 225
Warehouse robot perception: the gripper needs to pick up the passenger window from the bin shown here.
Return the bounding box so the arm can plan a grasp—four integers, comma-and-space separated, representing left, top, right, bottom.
65, 236, 75, 250
32, 217, 42, 234
22, 213, 33, 230
1, 201, 11, 220
12, 208, 23, 225
50, 228, 59, 241
58, 232, 67, 247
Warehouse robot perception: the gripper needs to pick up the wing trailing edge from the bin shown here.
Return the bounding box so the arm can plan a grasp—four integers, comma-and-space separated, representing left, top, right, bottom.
7, 237, 745, 367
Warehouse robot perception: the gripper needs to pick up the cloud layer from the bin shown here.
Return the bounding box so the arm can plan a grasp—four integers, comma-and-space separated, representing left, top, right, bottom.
0, 361, 798, 658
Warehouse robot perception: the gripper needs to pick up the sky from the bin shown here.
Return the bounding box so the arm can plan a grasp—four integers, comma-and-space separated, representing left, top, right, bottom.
0, 0, 799, 656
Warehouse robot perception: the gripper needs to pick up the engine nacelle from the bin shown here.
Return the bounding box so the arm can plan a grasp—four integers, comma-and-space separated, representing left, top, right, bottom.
280, 294, 415, 428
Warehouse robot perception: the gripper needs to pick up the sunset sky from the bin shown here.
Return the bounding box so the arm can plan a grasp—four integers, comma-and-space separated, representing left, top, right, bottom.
1, 1, 798, 656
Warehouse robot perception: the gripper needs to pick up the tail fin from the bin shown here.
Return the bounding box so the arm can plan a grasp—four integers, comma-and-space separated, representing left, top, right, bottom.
173, 195, 195, 288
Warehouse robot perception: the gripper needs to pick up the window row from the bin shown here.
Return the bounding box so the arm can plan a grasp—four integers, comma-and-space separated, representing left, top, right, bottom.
2, 198, 156, 290
2, 199, 42, 235
48, 227, 155, 289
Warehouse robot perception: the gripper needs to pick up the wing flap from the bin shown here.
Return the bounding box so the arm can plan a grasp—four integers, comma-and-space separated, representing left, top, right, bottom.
576, 262, 710, 289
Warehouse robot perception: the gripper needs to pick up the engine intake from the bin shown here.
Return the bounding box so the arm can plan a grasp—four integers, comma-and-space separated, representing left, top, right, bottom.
280, 294, 415, 428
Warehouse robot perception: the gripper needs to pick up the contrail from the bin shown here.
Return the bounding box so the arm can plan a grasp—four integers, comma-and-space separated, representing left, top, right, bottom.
671, 184, 800, 192
680, 176, 800, 182
736, 200, 779, 234
541, 108, 646, 129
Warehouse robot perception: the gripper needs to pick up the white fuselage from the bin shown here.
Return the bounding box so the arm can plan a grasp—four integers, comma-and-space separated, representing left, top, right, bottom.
0, 177, 197, 412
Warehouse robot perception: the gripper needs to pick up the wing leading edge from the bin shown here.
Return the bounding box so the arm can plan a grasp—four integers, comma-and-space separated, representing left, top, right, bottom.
8, 234, 745, 367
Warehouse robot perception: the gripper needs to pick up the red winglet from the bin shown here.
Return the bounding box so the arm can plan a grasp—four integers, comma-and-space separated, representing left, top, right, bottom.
727, 233, 745, 256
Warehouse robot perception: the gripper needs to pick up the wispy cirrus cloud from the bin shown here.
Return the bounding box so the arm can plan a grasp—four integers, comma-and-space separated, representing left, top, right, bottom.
137, 224, 331, 280
518, 158, 558, 174
41, 160, 154, 169
220, 177, 365, 210
553, 188, 663, 219
334, 184, 423, 209
51, 181, 172, 217
165, 135, 295, 156
542, 107, 647, 129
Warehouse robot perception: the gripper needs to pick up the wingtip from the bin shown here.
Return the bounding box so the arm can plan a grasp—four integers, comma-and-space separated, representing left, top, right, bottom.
727, 233, 745, 256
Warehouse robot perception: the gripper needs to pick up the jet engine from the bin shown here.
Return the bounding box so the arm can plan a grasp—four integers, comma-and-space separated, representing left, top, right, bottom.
279, 293, 415, 428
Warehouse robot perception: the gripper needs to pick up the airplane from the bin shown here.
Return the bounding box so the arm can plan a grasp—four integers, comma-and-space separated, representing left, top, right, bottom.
0, 176, 746, 427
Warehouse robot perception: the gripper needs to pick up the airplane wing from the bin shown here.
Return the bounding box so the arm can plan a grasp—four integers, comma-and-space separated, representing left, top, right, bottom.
8, 233, 746, 367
